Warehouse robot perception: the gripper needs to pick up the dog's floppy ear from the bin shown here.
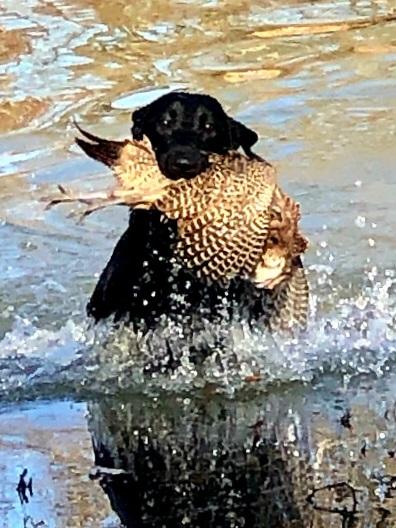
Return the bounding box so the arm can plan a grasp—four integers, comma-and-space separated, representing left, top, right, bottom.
131, 106, 150, 140
227, 118, 259, 158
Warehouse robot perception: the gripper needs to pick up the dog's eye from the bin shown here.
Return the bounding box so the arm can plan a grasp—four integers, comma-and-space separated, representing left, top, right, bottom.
204, 123, 214, 132
161, 119, 170, 127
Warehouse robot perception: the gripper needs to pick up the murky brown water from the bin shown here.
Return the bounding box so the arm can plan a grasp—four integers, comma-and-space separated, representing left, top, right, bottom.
0, 0, 396, 526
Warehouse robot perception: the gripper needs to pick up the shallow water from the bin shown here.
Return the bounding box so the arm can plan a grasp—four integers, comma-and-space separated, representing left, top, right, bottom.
0, 0, 396, 526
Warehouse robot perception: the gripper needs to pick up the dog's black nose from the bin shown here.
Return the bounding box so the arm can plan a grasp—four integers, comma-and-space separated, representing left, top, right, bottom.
164, 147, 208, 179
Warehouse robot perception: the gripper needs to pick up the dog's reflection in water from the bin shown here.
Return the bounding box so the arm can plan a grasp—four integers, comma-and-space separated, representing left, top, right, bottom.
87, 395, 312, 528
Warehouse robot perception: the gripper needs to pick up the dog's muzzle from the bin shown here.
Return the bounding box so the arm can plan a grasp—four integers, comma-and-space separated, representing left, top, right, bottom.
162, 145, 208, 180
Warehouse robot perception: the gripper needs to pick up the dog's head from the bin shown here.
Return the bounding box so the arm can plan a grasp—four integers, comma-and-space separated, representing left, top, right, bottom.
131, 92, 259, 180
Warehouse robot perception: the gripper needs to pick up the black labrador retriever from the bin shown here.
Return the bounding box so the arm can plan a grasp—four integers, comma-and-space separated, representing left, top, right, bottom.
86, 91, 271, 340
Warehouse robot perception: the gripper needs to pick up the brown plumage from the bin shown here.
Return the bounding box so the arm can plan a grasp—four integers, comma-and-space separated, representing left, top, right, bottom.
47, 124, 310, 330
74, 121, 168, 191
119, 153, 279, 285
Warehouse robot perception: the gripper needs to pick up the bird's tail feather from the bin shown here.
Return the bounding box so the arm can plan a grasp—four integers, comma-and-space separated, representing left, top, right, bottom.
268, 256, 309, 333
74, 119, 128, 168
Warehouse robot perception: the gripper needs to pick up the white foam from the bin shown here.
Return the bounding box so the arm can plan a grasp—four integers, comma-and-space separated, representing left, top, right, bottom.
0, 267, 395, 398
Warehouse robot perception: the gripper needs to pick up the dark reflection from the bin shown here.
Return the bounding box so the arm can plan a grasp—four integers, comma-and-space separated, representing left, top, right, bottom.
87, 393, 313, 528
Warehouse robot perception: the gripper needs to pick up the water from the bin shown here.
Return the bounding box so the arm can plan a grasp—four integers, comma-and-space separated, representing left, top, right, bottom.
0, 0, 396, 526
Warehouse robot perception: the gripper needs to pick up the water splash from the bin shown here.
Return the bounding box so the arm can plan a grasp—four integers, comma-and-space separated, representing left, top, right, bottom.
0, 266, 395, 399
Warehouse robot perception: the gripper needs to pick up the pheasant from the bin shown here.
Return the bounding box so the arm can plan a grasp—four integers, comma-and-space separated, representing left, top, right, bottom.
46, 124, 310, 331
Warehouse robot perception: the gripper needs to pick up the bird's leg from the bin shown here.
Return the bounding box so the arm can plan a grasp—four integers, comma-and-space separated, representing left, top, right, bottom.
67, 198, 126, 221
67, 189, 156, 221
43, 184, 118, 210
43, 183, 168, 221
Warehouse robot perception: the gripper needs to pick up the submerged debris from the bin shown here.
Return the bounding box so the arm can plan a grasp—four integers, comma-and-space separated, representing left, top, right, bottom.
16, 468, 33, 504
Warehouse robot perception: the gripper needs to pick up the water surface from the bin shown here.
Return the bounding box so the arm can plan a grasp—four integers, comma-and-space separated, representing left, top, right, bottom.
0, 0, 396, 526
